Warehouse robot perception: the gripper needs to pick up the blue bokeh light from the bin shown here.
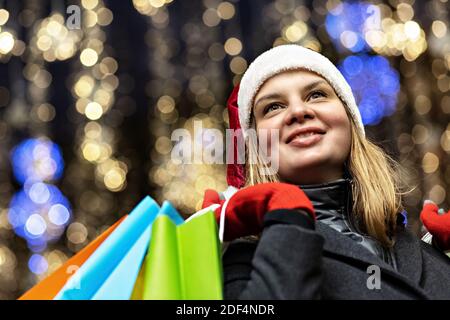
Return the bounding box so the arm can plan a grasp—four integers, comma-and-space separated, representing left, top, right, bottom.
8, 183, 72, 251
339, 54, 400, 125
325, 2, 380, 53
28, 254, 48, 275
11, 138, 64, 185
48, 204, 71, 226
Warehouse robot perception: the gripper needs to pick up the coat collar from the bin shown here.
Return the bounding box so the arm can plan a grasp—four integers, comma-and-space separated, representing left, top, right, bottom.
316, 216, 428, 298
299, 178, 352, 218
299, 178, 428, 297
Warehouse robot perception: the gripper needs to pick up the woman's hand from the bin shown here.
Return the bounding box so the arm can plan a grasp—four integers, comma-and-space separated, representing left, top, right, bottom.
420, 200, 450, 251
205, 183, 316, 241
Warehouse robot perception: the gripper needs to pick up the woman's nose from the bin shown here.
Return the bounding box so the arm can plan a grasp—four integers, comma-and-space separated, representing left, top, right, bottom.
284, 100, 315, 125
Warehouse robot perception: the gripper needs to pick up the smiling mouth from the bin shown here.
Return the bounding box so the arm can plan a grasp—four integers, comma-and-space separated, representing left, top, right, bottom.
288, 132, 325, 147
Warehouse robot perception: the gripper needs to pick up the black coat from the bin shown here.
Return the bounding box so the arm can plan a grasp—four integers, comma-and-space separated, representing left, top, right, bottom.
222, 179, 450, 299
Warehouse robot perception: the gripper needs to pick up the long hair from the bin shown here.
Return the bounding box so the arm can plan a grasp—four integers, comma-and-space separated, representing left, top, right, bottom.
244, 105, 413, 248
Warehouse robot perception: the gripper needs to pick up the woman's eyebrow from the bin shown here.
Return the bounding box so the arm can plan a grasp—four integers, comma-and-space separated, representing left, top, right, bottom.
254, 80, 330, 107
302, 79, 329, 92
254, 93, 284, 108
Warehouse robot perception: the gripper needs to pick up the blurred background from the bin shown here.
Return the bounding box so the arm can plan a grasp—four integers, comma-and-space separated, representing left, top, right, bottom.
0, 0, 448, 299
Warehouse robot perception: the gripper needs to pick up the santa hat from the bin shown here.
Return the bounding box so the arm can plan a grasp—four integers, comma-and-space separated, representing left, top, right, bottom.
226, 44, 365, 189
226, 84, 245, 189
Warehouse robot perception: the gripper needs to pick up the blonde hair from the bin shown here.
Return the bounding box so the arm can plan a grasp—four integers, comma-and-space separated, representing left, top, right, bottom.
244, 106, 412, 248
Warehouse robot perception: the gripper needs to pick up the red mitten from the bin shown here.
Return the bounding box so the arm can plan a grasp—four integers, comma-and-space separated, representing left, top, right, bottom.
420, 201, 450, 251
222, 182, 315, 241
202, 189, 225, 220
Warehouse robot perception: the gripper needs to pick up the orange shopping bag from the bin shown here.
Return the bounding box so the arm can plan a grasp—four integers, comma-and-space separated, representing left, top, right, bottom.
19, 216, 127, 300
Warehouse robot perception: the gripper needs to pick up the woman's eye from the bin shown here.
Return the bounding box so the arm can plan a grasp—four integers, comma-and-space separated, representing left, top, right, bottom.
309, 91, 326, 100
264, 103, 285, 114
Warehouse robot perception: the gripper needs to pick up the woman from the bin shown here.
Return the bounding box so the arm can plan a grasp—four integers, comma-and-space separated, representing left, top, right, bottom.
203, 45, 450, 299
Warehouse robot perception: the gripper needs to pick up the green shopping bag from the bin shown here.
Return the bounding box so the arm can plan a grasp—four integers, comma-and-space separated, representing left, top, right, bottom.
134, 210, 223, 300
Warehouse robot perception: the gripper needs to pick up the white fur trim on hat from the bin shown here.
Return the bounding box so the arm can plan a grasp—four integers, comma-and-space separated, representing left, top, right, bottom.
237, 44, 365, 137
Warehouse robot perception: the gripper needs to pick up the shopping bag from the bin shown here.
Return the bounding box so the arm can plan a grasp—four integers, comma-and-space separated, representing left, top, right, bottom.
91, 201, 184, 300
159, 200, 184, 225
18, 216, 126, 300
54, 196, 160, 300
137, 210, 223, 300
130, 201, 184, 300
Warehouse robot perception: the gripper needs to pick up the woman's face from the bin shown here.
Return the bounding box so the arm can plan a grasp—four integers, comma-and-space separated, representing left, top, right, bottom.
252, 69, 352, 185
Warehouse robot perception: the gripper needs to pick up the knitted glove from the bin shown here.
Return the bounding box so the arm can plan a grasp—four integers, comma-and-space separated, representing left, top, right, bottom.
202, 189, 224, 219
420, 200, 450, 251
220, 182, 315, 241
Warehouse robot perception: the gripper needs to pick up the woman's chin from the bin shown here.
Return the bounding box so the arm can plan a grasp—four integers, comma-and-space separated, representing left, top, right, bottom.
280, 151, 325, 167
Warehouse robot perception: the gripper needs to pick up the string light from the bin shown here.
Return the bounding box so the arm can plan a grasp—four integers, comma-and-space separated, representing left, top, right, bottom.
325, 2, 427, 61
31, 13, 82, 62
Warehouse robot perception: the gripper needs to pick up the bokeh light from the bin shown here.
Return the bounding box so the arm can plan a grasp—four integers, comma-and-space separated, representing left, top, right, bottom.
325, 1, 378, 53
325, 1, 427, 61
0, 9, 10, 26
11, 138, 64, 185
80, 48, 99, 67
339, 54, 400, 125
7, 183, 72, 251
28, 254, 48, 275
31, 13, 82, 62
0, 31, 15, 55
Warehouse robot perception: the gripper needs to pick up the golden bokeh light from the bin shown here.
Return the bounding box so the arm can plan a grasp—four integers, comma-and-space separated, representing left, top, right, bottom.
32, 13, 82, 61
80, 48, 99, 67
84, 10, 98, 28
84, 121, 103, 139
157, 95, 175, 114
217, 2, 235, 20
404, 21, 421, 41
97, 8, 114, 26
428, 185, 446, 205
203, 8, 221, 27
95, 159, 128, 191
93, 88, 113, 109
283, 21, 308, 42
67, 222, 88, 245
414, 95, 432, 115
441, 125, 450, 152
0, 31, 15, 55
82, 141, 102, 162
361, 4, 427, 61
35, 103, 56, 122
150, 0, 166, 8
99, 57, 118, 75
229, 56, 247, 74
133, 0, 159, 16
0, 9, 9, 26
44, 250, 68, 276
412, 124, 429, 145
103, 166, 127, 192
396, 3, 414, 23
224, 37, 242, 55
422, 152, 440, 174
432, 20, 447, 38
155, 136, 172, 155
85, 101, 103, 120
82, 0, 99, 10
74, 75, 96, 98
